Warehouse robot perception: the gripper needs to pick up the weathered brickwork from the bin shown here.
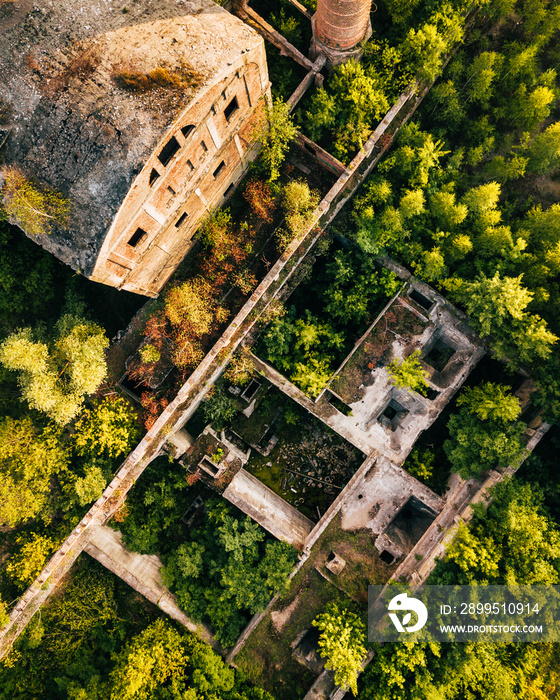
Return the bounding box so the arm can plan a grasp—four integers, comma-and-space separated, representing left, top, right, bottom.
311, 0, 373, 66
0, 0, 269, 297
316, 0, 372, 50
92, 59, 269, 295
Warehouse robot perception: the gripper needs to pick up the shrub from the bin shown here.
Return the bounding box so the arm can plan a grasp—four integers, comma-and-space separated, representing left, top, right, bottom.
0, 166, 70, 237
139, 343, 161, 364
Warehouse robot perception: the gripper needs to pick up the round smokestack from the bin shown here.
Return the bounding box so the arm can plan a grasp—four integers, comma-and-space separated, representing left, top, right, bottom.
315, 0, 373, 52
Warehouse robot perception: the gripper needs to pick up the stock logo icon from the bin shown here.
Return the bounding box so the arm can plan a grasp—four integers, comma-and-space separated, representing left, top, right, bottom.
387, 592, 428, 633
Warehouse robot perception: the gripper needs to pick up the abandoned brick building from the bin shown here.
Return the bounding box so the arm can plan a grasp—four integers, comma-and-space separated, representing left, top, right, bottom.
0, 0, 269, 296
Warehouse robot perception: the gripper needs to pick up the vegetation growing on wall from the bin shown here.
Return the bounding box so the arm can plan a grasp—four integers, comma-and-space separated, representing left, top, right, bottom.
260, 245, 400, 396
0, 167, 70, 238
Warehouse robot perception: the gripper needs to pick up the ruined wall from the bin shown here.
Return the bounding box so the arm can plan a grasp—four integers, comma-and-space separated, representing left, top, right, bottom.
84, 525, 219, 649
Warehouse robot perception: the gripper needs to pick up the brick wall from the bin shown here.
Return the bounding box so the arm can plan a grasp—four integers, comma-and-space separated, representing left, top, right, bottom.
91, 45, 270, 296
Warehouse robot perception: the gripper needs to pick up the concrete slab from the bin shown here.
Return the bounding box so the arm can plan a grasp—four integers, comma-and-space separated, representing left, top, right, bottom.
339, 455, 444, 538
223, 468, 314, 549
84, 525, 219, 649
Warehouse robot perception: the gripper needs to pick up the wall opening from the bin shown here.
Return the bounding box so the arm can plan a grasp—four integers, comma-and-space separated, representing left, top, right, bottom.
326, 391, 353, 416
199, 457, 220, 478
167, 186, 176, 195
158, 136, 181, 167
241, 379, 261, 401
424, 339, 455, 373
175, 212, 189, 228
409, 289, 433, 311
378, 399, 409, 432
224, 95, 239, 121
379, 550, 396, 565
385, 496, 437, 552
213, 161, 226, 178
127, 228, 147, 247
223, 183, 235, 198
181, 124, 195, 138
149, 168, 160, 186
201, 140, 208, 152
187, 159, 195, 171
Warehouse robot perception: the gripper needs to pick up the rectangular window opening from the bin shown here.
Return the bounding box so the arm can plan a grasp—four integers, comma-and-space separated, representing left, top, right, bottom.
149, 168, 160, 186
127, 227, 147, 248
167, 186, 176, 195
187, 159, 194, 171
409, 289, 434, 311
201, 140, 208, 152
224, 95, 239, 121
213, 160, 226, 178
175, 212, 189, 228
223, 183, 235, 198
157, 136, 181, 167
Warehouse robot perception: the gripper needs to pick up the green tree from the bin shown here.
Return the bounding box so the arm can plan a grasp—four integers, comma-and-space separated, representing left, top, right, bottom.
462, 181, 501, 217
162, 542, 206, 585
289, 355, 332, 398
109, 619, 188, 700
5, 533, 56, 588
429, 190, 468, 228
512, 84, 555, 129
0, 166, 70, 237
399, 189, 425, 220
306, 59, 389, 160
201, 386, 238, 430
72, 465, 107, 507
444, 382, 525, 478
254, 98, 297, 182
161, 501, 297, 647
0, 417, 69, 527
0, 316, 109, 424
280, 179, 320, 243
525, 121, 560, 174
415, 246, 448, 281
437, 480, 560, 585
313, 602, 367, 695
388, 350, 429, 395
464, 52, 503, 105
454, 272, 557, 365
72, 396, 140, 461
456, 382, 521, 422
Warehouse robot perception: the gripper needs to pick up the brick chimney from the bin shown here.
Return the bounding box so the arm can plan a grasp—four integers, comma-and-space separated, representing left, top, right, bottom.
311, 0, 373, 68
